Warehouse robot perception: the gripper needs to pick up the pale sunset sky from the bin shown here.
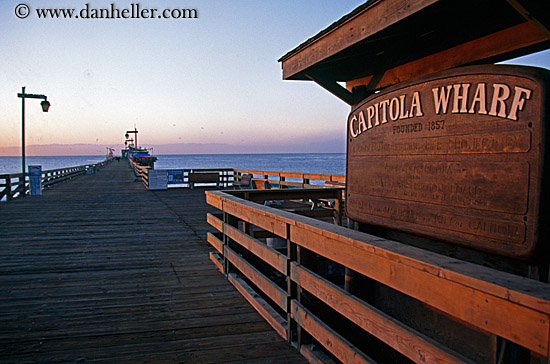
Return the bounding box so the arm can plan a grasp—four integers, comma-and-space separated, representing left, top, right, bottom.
1, 0, 549, 155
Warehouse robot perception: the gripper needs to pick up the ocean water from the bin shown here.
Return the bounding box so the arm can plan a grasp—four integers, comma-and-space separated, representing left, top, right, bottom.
0, 155, 108, 175
0, 153, 346, 176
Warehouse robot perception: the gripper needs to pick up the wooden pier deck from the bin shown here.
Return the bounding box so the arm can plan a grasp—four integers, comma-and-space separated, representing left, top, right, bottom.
0, 161, 306, 363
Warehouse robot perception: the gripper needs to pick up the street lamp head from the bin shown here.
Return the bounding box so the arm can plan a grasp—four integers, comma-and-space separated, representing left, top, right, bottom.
40, 100, 50, 112
125, 133, 129, 139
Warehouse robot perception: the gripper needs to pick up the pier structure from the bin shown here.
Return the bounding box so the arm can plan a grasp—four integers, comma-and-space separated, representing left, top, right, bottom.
2, 1, 550, 363
271, 0, 550, 363
0, 161, 306, 363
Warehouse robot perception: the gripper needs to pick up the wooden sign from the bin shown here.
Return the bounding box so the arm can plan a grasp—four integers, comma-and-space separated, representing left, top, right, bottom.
346, 65, 550, 259
148, 170, 168, 190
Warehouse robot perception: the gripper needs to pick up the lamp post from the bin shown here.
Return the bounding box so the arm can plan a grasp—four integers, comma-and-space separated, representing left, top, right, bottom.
17, 86, 50, 182
125, 128, 138, 149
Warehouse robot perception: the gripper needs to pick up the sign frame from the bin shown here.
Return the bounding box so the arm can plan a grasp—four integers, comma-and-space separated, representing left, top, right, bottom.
345, 65, 550, 259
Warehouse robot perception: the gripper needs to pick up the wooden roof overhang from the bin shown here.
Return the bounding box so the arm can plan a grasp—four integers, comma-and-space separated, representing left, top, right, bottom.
279, 0, 550, 106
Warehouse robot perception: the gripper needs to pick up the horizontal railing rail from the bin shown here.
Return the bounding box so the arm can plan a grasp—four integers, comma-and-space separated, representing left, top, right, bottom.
185, 168, 233, 189
205, 189, 550, 364
128, 164, 234, 190
233, 168, 345, 189
126, 166, 345, 191
0, 159, 111, 202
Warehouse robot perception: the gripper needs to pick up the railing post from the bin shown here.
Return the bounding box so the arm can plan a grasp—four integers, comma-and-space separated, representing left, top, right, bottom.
6, 177, 12, 201
333, 188, 342, 226
22, 174, 28, 197
223, 210, 239, 276
286, 222, 314, 350
287, 223, 297, 346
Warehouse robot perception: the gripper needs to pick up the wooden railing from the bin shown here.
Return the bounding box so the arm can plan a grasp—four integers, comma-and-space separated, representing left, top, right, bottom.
186, 168, 233, 188
128, 159, 150, 188
205, 189, 550, 364
0, 160, 111, 202
234, 168, 345, 189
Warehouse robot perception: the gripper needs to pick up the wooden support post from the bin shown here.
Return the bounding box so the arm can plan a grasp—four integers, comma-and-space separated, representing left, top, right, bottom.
333, 189, 342, 226
223, 211, 239, 276
243, 220, 252, 237
6, 178, 12, 201
287, 223, 298, 346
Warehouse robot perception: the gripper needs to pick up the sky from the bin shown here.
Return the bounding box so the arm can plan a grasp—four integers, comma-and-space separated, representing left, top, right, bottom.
0, 0, 549, 156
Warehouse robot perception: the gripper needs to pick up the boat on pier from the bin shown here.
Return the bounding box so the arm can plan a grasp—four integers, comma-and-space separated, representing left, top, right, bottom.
122, 128, 157, 168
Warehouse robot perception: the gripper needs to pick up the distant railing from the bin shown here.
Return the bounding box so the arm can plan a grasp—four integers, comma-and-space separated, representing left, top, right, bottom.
205, 189, 550, 364
234, 168, 345, 189
129, 159, 150, 187
0, 159, 111, 202
127, 162, 346, 191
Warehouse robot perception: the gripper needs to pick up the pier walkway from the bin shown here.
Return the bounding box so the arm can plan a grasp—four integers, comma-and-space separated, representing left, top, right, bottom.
0, 161, 306, 363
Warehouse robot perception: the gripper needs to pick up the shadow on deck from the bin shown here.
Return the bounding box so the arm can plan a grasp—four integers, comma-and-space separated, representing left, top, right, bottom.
0, 162, 306, 363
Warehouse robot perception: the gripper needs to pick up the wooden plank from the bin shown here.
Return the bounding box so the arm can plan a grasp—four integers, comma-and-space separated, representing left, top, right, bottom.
228, 188, 340, 202
225, 247, 288, 311
281, 0, 438, 79
206, 212, 223, 233
291, 300, 377, 364
346, 22, 547, 93
221, 197, 289, 239
223, 222, 288, 274
505, 0, 550, 39
188, 172, 219, 183
289, 223, 550, 356
0, 163, 305, 364
232, 169, 345, 183
209, 251, 224, 273
347, 65, 548, 258
305, 71, 356, 105
207, 232, 224, 254
290, 262, 472, 364
300, 344, 338, 364
284, 210, 550, 313
228, 273, 288, 339
205, 193, 223, 210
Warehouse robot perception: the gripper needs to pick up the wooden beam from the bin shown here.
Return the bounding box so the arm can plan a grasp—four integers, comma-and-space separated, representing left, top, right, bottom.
206, 191, 550, 356
281, 0, 439, 79
300, 344, 339, 364
209, 251, 224, 273
505, 0, 550, 39
206, 232, 224, 254
291, 300, 377, 364
221, 197, 290, 239
223, 221, 288, 274
346, 21, 548, 92
226, 246, 288, 311
290, 262, 472, 364
305, 71, 356, 106
228, 273, 288, 339
206, 213, 224, 234
289, 223, 550, 356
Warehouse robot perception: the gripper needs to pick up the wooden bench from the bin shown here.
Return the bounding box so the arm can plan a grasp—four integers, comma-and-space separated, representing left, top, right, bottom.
252, 178, 271, 190
188, 172, 219, 189
233, 173, 253, 189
